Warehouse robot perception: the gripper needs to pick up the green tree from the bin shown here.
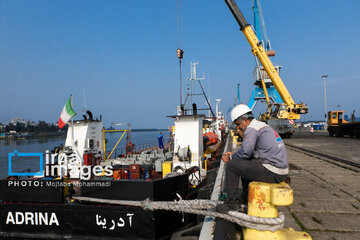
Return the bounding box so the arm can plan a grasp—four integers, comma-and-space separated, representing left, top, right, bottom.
15, 123, 26, 132
36, 121, 49, 133
26, 122, 35, 132
6, 124, 15, 132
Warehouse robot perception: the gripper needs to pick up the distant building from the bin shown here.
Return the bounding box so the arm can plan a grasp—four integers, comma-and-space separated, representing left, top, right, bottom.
297, 121, 326, 130
8, 117, 38, 127
0, 123, 5, 132
10, 117, 26, 125
26, 120, 37, 126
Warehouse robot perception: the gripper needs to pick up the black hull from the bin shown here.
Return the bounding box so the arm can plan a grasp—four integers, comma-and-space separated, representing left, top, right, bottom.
0, 203, 191, 239
0, 175, 195, 239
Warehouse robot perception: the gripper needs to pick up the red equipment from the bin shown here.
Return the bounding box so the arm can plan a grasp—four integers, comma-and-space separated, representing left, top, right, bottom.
83, 153, 93, 166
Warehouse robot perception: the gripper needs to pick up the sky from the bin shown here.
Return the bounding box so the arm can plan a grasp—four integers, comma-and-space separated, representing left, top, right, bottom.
0, 0, 359, 128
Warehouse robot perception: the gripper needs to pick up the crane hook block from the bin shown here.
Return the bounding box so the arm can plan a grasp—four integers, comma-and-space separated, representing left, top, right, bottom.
176, 48, 184, 59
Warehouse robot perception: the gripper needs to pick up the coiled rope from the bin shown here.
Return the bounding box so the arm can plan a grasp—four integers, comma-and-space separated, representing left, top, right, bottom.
73, 195, 284, 232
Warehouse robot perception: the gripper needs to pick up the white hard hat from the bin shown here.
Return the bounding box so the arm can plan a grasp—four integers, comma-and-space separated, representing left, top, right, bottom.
230, 104, 251, 123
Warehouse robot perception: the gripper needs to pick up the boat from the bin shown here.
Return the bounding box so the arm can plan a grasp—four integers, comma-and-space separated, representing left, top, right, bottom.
0, 106, 227, 239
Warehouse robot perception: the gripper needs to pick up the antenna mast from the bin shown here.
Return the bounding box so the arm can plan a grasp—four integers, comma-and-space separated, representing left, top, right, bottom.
184, 62, 215, 118
176, 0, 184, 114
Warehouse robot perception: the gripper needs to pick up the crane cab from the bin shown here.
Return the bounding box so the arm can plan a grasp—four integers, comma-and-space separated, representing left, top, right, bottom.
328, 111, 348, 126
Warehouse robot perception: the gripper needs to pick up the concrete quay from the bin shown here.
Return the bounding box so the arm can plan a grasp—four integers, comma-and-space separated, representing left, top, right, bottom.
282, 134, 360, 239
203, 132, 359, 239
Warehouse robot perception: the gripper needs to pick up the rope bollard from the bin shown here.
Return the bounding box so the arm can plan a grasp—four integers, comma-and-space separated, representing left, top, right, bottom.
243, 181, 312, 240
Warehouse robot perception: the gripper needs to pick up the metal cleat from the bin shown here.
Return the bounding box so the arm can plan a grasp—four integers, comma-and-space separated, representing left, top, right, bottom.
244, 181, 312, 240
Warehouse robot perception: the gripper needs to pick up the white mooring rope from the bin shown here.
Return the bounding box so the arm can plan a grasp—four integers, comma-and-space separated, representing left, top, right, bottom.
72, 195, 284, 232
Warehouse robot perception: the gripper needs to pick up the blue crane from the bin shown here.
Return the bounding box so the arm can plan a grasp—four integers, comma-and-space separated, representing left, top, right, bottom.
248, 0, 283, 110
253, 0, 270, 51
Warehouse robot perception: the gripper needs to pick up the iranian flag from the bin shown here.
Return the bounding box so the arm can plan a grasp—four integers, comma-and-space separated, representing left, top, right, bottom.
58, 95, 77, 129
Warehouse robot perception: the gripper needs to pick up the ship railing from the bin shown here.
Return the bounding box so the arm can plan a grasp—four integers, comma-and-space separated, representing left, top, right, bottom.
111, 139, 169, 158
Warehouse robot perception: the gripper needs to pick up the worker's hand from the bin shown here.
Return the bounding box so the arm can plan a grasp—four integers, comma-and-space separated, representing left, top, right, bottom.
236, 126, 244, 138
222, 152, 233, 163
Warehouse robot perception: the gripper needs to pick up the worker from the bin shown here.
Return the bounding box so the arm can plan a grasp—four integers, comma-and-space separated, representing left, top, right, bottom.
220, 104, 289, 211
157, 132, 164, 149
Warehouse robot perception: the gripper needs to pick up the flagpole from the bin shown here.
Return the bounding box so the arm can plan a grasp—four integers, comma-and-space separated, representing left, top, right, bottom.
70, 94, 82, 172
71, 94, 75, 153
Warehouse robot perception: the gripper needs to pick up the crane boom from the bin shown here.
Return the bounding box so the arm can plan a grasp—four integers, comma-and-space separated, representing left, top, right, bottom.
224, 0, 308, 119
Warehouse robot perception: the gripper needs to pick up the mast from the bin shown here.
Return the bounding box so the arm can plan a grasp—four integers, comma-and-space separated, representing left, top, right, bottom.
184, 62, 215, 118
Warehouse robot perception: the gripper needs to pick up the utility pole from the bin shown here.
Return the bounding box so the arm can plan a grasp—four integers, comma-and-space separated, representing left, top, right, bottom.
321, 74, 328, 125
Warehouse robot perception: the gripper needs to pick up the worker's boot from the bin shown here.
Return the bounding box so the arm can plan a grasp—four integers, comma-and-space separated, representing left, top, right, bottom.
216, 197, 240, 213
239, 191, 247, 201
239, 190, 248, 212
216, 197, 247, 213
285, 176, 291, 185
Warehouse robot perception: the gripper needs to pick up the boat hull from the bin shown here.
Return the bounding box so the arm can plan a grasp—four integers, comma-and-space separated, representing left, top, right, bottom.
0, 175, 195, 239
0, 202, 189, 239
